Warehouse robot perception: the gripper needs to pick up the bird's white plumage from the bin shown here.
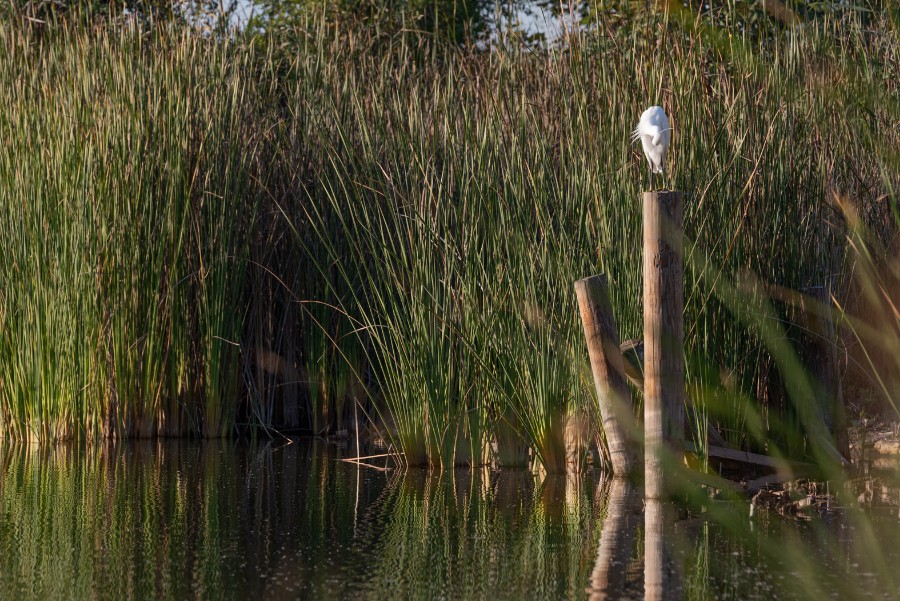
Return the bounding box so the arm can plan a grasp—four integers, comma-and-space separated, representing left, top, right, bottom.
631, 106, 670, 174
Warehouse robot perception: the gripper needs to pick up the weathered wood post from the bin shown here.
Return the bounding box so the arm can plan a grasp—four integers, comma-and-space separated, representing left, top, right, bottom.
643, 190, 684, 500
575, 274, 641, 475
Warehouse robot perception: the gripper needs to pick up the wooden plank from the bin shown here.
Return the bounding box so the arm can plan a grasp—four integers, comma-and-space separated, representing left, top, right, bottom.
620, 338, 645, 386
338, 452, 396, 462
706, 444, 807, 469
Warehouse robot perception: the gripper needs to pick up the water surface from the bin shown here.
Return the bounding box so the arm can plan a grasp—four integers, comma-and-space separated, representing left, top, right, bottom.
1, 441, 898, 600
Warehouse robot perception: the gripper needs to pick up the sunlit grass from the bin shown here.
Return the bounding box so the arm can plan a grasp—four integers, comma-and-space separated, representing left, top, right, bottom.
0, 25, 270, 439
0, 7, 897, 475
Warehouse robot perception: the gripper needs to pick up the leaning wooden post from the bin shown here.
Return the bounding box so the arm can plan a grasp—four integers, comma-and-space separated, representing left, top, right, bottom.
575, 274, 641, 475
643, 190, 684, 500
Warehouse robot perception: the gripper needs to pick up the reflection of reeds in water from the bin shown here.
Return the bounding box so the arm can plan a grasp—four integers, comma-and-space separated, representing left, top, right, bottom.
3, 443, 900, 599
587, 472, 900, 601
0, 442, 239, 598
352, 465, 604, 599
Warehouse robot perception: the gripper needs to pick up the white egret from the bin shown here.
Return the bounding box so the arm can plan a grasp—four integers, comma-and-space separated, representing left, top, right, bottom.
631, 106, 671, 190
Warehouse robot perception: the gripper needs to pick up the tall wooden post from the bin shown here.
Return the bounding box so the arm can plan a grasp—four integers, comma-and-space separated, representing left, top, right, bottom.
575, 274, 641, 475
643, 191, 684, 500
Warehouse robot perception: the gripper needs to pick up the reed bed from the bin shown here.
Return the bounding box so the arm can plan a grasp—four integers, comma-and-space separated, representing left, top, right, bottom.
0, 24, 278, 440
0, 9, 897, 471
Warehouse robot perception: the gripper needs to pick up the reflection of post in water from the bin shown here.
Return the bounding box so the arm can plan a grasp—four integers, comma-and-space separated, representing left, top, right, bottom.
588, 478, 642, 600
645, 499, 683, 601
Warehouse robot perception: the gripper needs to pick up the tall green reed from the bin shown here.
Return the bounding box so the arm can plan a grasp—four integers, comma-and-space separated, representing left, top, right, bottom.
0, 24, 270, 439
281, 8, 898, 468
0, 7, 897, 468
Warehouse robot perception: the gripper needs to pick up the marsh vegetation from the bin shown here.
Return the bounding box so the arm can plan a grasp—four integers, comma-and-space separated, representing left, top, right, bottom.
1, 2, 899, 599
0, 2, 897, 471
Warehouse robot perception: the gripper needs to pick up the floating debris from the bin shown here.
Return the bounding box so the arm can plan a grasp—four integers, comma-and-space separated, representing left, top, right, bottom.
749, 480, 836, 520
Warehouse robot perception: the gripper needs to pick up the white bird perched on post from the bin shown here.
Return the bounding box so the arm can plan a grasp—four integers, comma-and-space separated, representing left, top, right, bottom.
631, 106, 671, 190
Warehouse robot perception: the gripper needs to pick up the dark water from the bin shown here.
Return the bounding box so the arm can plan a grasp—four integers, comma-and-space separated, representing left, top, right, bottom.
1, 441, 899, 600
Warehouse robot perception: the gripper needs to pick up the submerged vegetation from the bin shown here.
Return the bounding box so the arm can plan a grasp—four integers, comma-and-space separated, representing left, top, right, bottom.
0, 3, 897, 474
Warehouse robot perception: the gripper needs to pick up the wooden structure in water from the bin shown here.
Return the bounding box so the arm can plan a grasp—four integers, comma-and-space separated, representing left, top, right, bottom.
575, 188, 855, 600
576, 189, 849, 497
575, 191, 685, 493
